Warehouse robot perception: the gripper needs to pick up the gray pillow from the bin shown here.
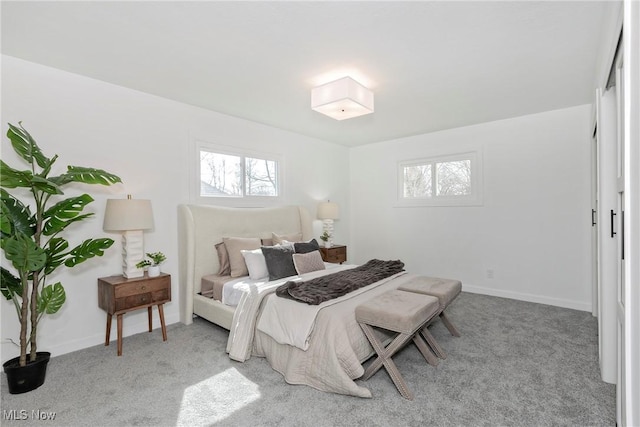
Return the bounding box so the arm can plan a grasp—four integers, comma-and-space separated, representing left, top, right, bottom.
294, 238, 320, 254
261, 245, 297, 281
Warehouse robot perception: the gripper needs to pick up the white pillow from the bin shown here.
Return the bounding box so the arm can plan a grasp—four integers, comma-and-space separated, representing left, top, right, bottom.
292, 250, 326, 275
241, 248, 269, 280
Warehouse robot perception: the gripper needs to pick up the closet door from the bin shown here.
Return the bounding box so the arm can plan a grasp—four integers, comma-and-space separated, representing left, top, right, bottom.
613, 55, 626, 427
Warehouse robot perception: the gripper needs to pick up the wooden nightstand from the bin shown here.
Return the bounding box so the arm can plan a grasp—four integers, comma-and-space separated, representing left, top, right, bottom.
98, 273, 171, 356
320, 245, 347, 264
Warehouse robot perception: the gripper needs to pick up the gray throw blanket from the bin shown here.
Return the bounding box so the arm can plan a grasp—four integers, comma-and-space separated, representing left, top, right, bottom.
275, 259, 405, 305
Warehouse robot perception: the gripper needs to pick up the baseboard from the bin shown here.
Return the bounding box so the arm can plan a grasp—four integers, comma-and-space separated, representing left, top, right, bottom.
41, 311, 182, 359
462, 284, 592, 312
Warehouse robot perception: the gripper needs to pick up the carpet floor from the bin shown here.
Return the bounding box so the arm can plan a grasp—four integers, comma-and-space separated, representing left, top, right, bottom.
1, 292, 615, 426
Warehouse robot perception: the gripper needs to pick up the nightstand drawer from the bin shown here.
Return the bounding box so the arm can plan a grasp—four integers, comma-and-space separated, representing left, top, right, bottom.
114, 277, 168, 298
117, 293, 152, 311
115, 287, 170, 311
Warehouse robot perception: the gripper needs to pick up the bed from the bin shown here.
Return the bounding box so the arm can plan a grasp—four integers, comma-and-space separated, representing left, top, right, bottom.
177, 204, 418, 397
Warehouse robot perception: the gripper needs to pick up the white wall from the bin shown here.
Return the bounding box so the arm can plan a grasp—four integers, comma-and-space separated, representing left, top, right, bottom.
0, 55, 350, 360
0, 54, 595, 363
349, 105, 593, 311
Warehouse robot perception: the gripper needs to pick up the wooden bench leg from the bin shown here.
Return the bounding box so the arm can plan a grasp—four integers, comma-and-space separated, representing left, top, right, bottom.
359, 323, 415, 400
413, 334, 439, 366
420, 325, 447, 359
440, 311, 461, 337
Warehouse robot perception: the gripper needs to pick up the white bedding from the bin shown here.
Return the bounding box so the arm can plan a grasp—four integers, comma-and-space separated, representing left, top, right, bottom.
221, 262, 342, 306
226, 263, 354, 361
257, 270, 406, 350
254, 273, 420, 397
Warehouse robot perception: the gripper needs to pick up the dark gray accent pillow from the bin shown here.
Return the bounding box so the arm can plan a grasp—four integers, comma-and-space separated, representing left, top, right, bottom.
261, 245, 297, 281
294, 238, 320, 254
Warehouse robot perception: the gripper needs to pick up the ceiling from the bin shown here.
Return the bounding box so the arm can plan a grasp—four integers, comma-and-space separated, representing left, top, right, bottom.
1, 1, 611, 147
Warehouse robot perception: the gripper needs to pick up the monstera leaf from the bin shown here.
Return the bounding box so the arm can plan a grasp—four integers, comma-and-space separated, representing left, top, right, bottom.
0, 161, 62, 194
42, 195, 94, 236
0, 189, 34, 238
7, 122, 50, 169
0, 267, 22, 300
51, 166, 121, 187
3, 233, 47, 273
37, 283, 66, 315
64, 238, 114, 268
44, 237, 70, 275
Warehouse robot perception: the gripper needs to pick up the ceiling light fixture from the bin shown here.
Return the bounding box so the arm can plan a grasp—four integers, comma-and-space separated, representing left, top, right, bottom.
311, 76, 374, 121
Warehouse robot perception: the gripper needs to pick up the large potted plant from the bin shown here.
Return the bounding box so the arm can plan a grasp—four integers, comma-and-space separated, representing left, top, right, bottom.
1, 122, 121, 393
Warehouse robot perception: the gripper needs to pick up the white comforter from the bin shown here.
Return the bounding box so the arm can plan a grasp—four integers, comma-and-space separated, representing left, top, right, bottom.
226, 264, 356, 361
226, 265, 420, 398
257, 271, 406, 350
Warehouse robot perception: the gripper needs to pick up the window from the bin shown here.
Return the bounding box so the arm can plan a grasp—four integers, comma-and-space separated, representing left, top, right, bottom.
398, 151, 482, 206
195, 141, 282, 203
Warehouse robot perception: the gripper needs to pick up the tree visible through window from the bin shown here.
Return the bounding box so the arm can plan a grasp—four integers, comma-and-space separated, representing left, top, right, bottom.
399, 152, 480, 206
199, 150, 279, 198
403, 164, 432, 198
245, 157, 278, 196
436, 160, 471, 196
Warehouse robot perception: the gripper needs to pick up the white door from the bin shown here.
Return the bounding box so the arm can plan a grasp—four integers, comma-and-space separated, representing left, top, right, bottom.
621, 2, 640, 424
597, 87, 618, 385
613, 54, 626, 427
591, 129, 599, 317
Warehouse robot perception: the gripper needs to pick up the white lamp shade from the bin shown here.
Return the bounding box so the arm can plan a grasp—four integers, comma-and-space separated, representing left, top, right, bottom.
311, 77, 374, 121
103, 199, 154, 231
317, 201, 340, 220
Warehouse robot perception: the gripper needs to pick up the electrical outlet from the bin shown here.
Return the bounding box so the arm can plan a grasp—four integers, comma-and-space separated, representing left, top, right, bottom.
486, 269, 494, 279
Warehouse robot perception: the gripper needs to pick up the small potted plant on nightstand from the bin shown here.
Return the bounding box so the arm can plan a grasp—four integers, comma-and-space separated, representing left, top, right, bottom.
136, 251, 166, 277
320, 231, 331, 248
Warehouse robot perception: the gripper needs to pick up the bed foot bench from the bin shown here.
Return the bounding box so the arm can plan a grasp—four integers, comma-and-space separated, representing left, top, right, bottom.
356, 289, 441, 400
398, 276, 462, 359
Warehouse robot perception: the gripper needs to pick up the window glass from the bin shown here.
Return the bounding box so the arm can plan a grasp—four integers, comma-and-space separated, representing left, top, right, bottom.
245, 157, 278, 196
398, 151, 482, 207
196, 143, 281, 203
436, 160, 471, 196
403, 164, 432, 198
200, 151, 242, 196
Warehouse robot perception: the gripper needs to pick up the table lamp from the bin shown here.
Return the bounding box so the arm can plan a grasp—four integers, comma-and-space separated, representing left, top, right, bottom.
103, 195, 154, 278
317, 201, 339, 248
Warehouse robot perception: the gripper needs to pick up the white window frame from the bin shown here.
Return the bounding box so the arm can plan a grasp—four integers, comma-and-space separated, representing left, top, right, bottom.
396, 151, 483, 207
191, 138, 284, 206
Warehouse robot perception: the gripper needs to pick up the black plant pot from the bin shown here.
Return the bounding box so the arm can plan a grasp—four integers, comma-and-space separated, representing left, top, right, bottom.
3, 352, 51, 394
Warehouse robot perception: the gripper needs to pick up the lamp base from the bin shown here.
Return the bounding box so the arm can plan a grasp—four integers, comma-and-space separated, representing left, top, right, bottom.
322, 219, 335, 247
122, 230, 144, 278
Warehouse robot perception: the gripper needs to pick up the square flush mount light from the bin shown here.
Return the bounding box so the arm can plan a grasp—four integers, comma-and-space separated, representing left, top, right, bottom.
311, 76, 374, 121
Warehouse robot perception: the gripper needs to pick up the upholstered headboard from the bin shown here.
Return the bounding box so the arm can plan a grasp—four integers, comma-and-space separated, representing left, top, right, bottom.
177, 204, 314, 324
